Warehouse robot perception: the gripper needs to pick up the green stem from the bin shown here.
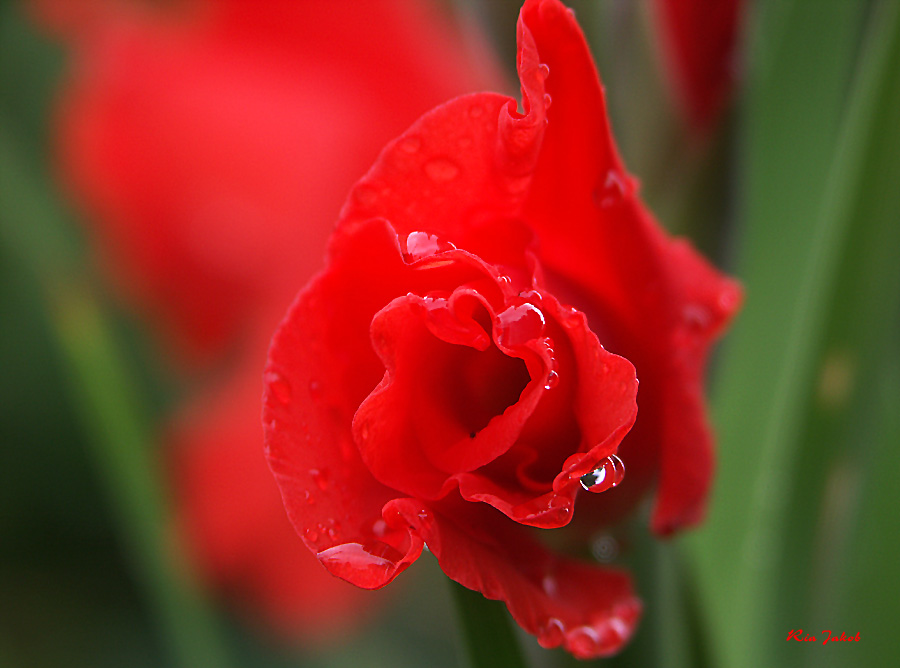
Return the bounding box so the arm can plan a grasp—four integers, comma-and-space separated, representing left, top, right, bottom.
449, 580, 529, 668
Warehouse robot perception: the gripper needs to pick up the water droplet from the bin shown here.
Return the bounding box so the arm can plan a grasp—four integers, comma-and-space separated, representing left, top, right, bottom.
302, 490, 314, 505
569, 626, 602, 658
316, 541, 404, 578
309, 468, 329, 491
304, 527, 319, 542
538, 618, 566, 648
497, 302, 546, 349
579, 454, 625, 493
544, 369, 559, 390
518, 288, 544, 305
265, 371, 291, 404
594, 170, 628, 208
369, 518, 388, 538
542, 574, 558, 596
683, 304, 711, 330
399, 135, 421, 153
403, 231, 456, 262
537, 63, 550, 80
354, 184, 378, 206
543, 93, 552, 109
497, 274, 512, 287
424, 158, 460, 182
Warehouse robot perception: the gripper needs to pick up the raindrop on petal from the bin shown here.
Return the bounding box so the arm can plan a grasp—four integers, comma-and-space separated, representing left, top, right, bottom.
403, 231, 456, 262
544, 369, 559, 390
309, 468, 330, 491
265, 371, 292, 404
580, 454, 625, 493
399, 135, 421, 153
424, 158, 460, 182
497, 302, 546, 349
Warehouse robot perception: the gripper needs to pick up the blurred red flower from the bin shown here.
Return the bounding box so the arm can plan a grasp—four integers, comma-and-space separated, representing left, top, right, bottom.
653, 0, 742, 133
39, 0, 501, 641
263, 0, 740, 659
42, 0, 500, 363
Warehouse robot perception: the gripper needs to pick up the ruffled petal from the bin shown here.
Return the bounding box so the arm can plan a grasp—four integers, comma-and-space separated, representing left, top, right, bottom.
169, 359, 382, 638
388, 497, 641, 659
515, 0, 742, 533
264, 219, 426, 589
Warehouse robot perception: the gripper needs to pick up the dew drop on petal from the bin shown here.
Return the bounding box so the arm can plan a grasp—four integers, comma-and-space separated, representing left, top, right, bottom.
580, 454, 625, 493
537, 63, 550, 80
399, 135, 421, 153
497, 302, 546, 349
309, 468, 329, 491
304, 527, 319, 542
569, 626, 602, 658
593, 170, 628, 208
403, 231, 456, 262
424, 158, 460, 182
538, 618, 566, 648
316, 541, 404, 581
354, 184, 379, 206
265, 371, 291, 404
543, 93, 552, 109
369, 518, 388, 538
544, 369, 559, 390
683, 303, 712, 330
542, 574, 558, 596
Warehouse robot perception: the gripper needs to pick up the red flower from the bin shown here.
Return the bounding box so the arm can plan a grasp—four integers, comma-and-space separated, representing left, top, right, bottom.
263, 0, 741, 659
652, 0, 742, 133
40, 0, 501, 639
43, 0, 500, 363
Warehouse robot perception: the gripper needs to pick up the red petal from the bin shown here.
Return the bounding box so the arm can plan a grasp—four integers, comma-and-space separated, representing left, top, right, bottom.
169, 358, 385, 639
515, 0, 742, 534
264, 219, 425, 589
389, 497, 641, 659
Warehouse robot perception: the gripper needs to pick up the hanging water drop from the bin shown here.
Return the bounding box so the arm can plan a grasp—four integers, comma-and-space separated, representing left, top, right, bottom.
497, 302, 546, 349
544, 369, 559, 390
265, 371, 292, 404
403, 231, 456, 262
579, 454, 625, 493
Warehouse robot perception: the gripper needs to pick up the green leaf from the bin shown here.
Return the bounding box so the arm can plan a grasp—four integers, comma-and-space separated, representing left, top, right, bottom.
0, 123, 233, 668
686, 2, 900, 667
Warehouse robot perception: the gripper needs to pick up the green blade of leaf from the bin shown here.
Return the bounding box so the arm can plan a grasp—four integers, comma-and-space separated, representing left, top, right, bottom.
0, 124, 233, 668
684, 1, 900, 667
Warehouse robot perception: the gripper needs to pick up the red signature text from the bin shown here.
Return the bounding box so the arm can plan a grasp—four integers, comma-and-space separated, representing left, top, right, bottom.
787, 629, 861, 645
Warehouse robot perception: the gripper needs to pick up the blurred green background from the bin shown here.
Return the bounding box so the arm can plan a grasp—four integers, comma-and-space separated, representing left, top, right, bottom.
2, 1, 898, 667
